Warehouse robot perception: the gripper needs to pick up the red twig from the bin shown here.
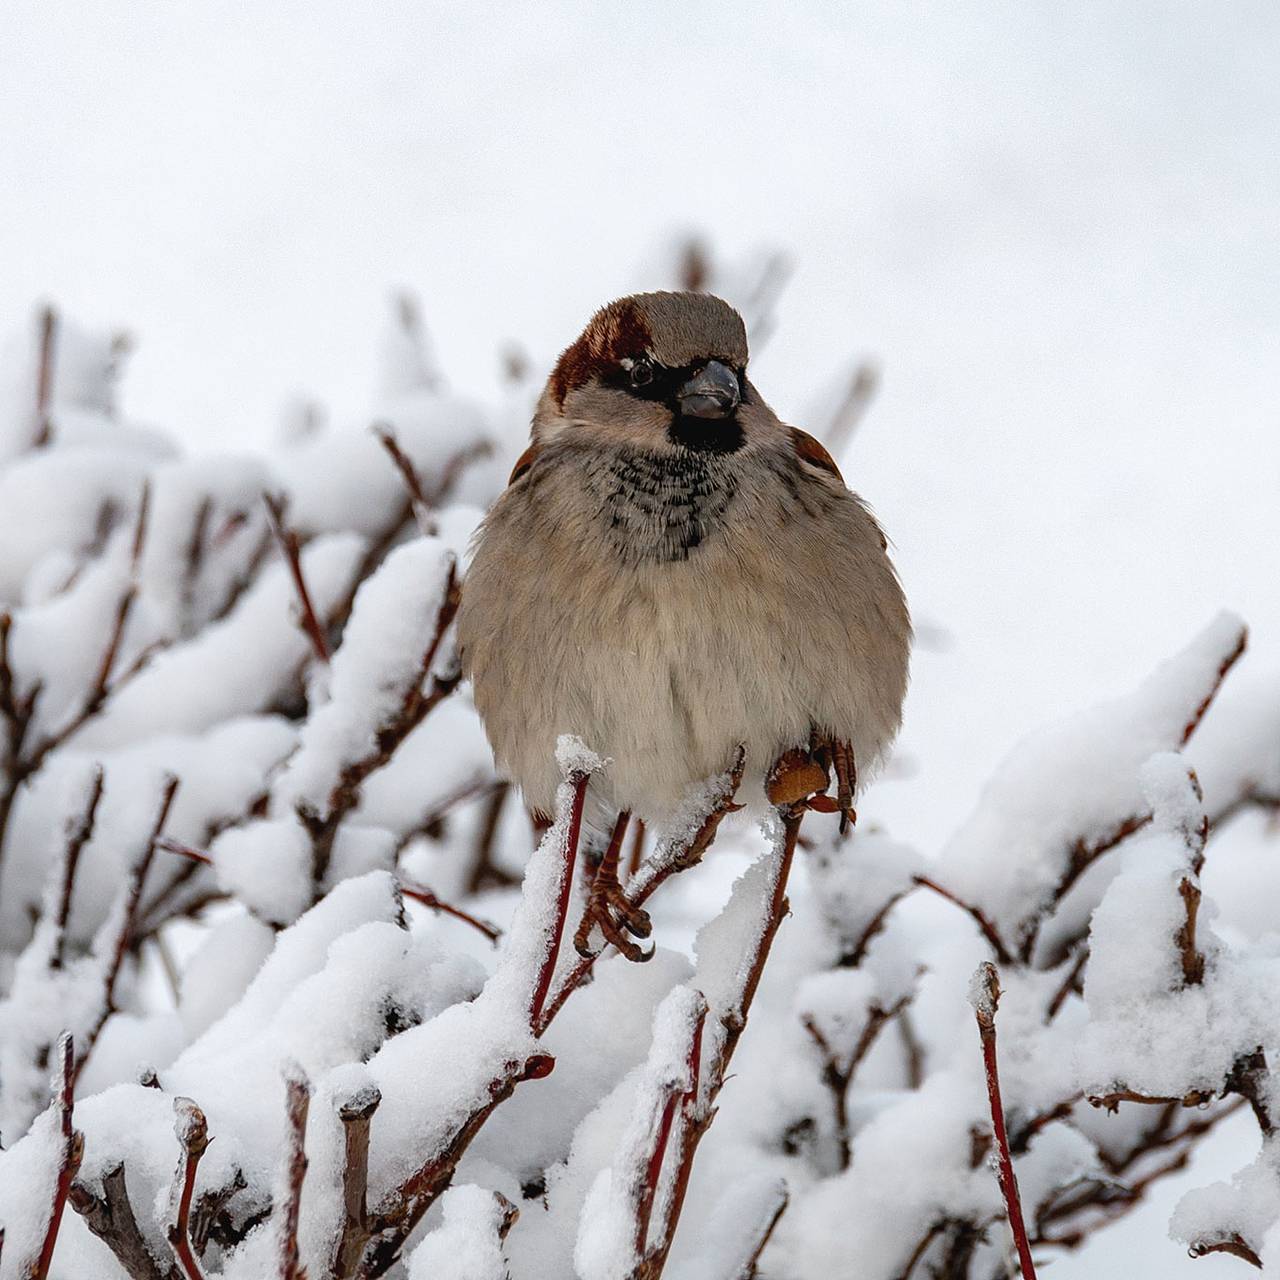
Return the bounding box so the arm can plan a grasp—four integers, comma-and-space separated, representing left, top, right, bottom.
168, 1098, 211, 1280
972, 963, 1038, 1280
635, 801, 806, 1279
913, 876, 1013, 965
529, 772, 588, 1026
539, 751, 746, 1032
635, 1001, 707, 1260
31, 1033, 83, 1280
49, 767, 106, 969
157, 836, 214, 866
399, 880, 502, 944
81, 776, 180, 1072
263, 492, 331, 664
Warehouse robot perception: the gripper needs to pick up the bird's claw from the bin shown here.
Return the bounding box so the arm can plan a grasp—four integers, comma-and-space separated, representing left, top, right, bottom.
574, 812, 654, 963
767, 733, 858, 830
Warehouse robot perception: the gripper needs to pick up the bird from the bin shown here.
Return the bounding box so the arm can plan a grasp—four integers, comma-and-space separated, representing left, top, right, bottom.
457, 291, 909, 951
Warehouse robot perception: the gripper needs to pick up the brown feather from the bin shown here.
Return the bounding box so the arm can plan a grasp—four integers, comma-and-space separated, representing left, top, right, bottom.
508, 442, 541, 485
790, 427, 843, 482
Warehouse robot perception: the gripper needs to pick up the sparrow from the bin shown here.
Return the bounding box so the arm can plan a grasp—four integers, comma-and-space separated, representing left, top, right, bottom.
458, 292, 909, 934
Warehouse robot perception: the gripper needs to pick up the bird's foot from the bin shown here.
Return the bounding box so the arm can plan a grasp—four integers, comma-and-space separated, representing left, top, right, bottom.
766, 733, 857, 831
574, 811, 653, 962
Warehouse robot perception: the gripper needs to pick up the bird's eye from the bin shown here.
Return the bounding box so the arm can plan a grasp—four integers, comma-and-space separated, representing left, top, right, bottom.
629, 357, 654, 388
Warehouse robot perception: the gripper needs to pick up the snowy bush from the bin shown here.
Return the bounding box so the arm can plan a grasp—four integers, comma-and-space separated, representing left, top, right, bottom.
0, 260, 1278, 1280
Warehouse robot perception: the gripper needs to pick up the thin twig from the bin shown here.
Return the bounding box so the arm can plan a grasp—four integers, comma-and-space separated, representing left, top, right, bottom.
50, 767, 106, 969
33, 304, 57, 448
263, 492, 331, 664
278, 1068, 311, 1280
168, 1098, 211, 1280
529, 772, 589, 1026
912, 875, 1013, 964
972, 963, 1038, 1280
31, 1034, 84, 1280
399, 881, 502, 944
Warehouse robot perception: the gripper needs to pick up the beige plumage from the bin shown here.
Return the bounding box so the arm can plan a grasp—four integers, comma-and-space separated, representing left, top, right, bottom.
458, 291, 910, 831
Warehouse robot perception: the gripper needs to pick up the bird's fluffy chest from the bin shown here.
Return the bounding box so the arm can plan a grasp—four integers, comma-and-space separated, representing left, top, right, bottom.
458, 438, 907, 821
580, 446, 740, 563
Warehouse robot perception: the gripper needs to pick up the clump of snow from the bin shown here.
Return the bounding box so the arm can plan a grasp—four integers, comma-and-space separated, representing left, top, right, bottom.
941, 613, 1245, 933
407, 1184, 513, 1280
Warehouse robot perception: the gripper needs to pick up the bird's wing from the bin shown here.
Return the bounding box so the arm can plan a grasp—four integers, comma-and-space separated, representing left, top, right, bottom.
788, 426, 844, 483
508, 441, 541, 484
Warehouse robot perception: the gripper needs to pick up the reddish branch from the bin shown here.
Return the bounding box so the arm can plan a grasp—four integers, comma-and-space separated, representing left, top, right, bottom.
399, 880, 501, 944
537, 749, 746, 1033
263, 492, 332, 664
1023, 626, 1247, 961
31, 1034, 84, 1280
298, 560, 461, 890
803, 993, 912, 1169
972, 963, 1038, 1280
81, 775, 180, 1071
912, 875, 1013, 964
278, 1070, 311, 1280
50, 766, 106, 969
632, 801, 807, 1279
168, 1099, 211, 1280
529, 771, 589, 1026
634, 1000, 708, 1260
331, 437, 493, 634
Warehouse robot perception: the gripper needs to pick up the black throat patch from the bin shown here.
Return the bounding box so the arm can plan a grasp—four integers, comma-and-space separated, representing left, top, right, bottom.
667, 415, 746, 454
589, 446, 738, 563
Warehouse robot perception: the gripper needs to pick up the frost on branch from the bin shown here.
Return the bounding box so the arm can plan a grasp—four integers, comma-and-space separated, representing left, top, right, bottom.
0, 284, 1278, 1280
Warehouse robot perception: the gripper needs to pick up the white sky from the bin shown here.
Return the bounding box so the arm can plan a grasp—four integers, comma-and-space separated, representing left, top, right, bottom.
2, 3, 1278, 1273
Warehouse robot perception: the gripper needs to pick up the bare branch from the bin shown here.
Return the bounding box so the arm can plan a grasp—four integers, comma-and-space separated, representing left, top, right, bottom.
329, 1083, 381, 1280
277, 1069, 311, 1280
167, 1098, 211, 1280
912, 875, 1014, 965
33, 304, 56, 448
1188, 1234, 1263, 1269
972, 963, 1038, 1280
399, 880, 501, 944
70, 1163, 178, 1280
263, 492, 331, 664
30, 1034, 84, 1280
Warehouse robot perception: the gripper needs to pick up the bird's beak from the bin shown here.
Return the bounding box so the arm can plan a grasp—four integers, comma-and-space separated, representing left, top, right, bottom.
678, 360, 741, 419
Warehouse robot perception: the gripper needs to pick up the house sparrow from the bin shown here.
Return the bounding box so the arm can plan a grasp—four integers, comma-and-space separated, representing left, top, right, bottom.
458, 291, 909, 874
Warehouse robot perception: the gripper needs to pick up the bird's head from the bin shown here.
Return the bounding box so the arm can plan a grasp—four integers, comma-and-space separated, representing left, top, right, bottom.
534, 291, 751, 455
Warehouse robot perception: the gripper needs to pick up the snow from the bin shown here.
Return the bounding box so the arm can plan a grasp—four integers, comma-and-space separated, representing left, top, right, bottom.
275, 536, 458, 816
941, 613, 1245, 934
406, 1184, 513, 1280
